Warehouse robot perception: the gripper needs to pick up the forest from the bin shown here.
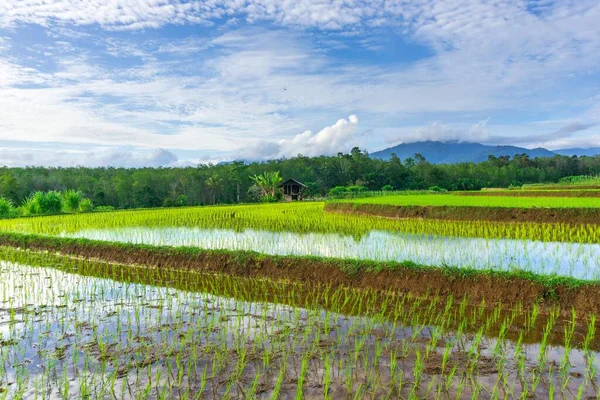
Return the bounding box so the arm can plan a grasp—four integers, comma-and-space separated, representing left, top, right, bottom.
0, 148, 597, 209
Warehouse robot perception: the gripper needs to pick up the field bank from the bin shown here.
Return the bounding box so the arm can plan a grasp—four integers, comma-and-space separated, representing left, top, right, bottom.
1, 232, 599, 317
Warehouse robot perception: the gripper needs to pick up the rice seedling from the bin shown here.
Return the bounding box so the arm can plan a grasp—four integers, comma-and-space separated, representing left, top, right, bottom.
1, 201, 600, 245
346, 193, 600, 208
0, 249, 598, 398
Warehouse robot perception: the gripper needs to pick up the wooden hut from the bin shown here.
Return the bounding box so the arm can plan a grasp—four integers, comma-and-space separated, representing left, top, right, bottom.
280, 179, 307, 201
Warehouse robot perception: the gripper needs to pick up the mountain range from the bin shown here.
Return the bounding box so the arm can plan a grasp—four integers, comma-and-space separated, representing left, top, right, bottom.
370, 141, 600, 164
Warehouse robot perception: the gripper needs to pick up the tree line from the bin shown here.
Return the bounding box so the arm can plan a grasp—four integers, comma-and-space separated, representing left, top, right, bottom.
0, 148, 598, 209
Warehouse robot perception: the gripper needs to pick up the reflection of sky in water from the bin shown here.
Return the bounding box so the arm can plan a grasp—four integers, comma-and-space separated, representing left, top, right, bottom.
2, 261, 600, 398
63, 227, 600, 280
0, 262, 324, 387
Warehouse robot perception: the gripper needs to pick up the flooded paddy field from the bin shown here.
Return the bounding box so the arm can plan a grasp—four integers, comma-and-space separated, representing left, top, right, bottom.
63, 227, 600, 280
1, 251, 599, 399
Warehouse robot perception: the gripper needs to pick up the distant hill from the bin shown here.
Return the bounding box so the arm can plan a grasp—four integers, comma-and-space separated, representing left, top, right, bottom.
371, 141, 557, 163
554, 148, 600, 157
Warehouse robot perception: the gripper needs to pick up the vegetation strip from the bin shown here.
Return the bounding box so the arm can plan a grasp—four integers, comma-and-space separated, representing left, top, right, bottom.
456, 190, 600, 198
341, 193, 600, 208
325, 201, 600, 224
0, 247, 593, 350
0, 232, 599, 317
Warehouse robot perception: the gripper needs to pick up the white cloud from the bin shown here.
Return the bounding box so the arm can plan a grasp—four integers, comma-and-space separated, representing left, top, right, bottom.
0, 146, 180, 167
239, 115, 359, 160
1, 1, 600, 164
0, 0, 392, 31
386, 120, 490, 145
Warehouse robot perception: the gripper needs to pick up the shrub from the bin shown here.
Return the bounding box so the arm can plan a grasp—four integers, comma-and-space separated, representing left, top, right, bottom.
327, 186, 347, 196
247, 185, 263, 203
94, 205, 115, 212
21, 195, 41, 215
347, 185, 367, 193
381, 185, 394, 191
38, 191, 63, 214
428, 186, 447, 193
176, 194, 188, 207
79, 198, 93, 212
0, 198, 15, 218
62, 189, 83, 213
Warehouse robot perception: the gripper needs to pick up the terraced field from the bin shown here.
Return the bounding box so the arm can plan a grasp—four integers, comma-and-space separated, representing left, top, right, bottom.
1, 193, 600, 398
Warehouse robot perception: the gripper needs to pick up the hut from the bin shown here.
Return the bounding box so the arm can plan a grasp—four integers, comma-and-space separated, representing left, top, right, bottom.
280, 179, 307, 201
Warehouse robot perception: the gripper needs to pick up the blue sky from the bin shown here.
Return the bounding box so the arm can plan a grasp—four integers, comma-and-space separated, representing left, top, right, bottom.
0, 0, 599, 167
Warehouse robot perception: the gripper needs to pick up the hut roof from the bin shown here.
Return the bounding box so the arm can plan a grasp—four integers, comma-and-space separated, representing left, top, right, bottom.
279, 178, 307, 187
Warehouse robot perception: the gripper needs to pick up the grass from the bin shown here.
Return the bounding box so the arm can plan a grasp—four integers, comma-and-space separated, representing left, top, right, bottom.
343, 194, 600, 208
456, 190, 600, 198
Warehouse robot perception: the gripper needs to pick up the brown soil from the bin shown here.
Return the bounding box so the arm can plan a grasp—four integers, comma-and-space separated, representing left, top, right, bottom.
324, 201, 600, 224
1, 235, 600, 318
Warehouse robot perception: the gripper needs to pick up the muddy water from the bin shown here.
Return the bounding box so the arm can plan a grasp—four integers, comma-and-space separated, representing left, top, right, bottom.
1, 260, 599, 399
63, 227, 600, 280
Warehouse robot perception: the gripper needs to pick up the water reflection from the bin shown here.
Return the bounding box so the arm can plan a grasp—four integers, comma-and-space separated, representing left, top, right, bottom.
62, 227, 600, 280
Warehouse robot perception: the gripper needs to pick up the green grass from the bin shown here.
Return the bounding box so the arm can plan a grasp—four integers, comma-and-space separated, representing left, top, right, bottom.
344, 194, 600, 208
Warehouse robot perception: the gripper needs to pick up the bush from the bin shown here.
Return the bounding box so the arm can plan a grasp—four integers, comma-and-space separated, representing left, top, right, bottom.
381, 185, 394, 191
62, 189, 83, 213
262, 194, 278, 203
38, 191, 63, 214
327, 186, 347, 196
21, 190, 94, 215
247, 185, 263, 203
21, 195, 41, 215
79, 198, 93, 212
346, 185, 367, 193
94, 205, 115, 212
0, 198, 15, 218
428, 186, 447, 193
175, 194, 188, 207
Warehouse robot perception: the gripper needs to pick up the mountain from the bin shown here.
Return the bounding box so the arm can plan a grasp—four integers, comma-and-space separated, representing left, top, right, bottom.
554, 148, 600, 157
371, 141, 557, 163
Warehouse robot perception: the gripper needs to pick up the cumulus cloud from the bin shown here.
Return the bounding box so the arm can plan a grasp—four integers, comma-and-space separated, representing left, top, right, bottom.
1, 1, 600, 159
238, 115, 359, 160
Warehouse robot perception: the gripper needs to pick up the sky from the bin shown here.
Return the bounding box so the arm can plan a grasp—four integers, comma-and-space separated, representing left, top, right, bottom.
0, 0, 599, 167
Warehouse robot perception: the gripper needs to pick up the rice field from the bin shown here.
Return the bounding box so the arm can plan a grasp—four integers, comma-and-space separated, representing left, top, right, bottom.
345, 194, 600, 208
1, 202, 600, 244
61, 227, 600, 280
1, 194, 600, 398
1, 249, 599, 399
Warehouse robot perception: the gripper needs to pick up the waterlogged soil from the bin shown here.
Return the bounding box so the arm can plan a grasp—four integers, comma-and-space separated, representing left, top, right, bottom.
1, 261, 600, 399
61, 226, 600, 280
325, 201, 600, 224
2, 236, 600, 318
